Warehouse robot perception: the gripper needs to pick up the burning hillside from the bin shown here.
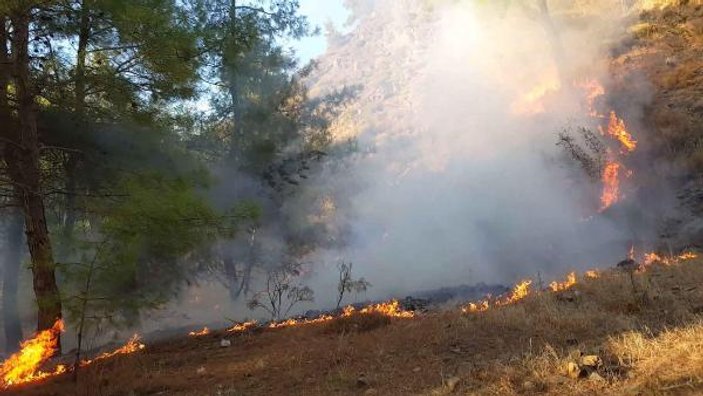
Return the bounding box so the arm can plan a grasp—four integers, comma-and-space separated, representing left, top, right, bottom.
3, 0, 703, 395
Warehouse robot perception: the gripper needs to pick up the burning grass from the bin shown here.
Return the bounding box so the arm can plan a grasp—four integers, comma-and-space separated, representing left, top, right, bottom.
8, 255, 703, 395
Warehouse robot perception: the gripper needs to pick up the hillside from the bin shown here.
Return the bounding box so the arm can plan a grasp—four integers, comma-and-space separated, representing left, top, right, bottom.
5, 1, 703, 396
5, 256, 703, 395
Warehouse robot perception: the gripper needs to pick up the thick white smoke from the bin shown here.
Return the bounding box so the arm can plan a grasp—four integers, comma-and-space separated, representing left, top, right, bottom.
302, 0, 648, 302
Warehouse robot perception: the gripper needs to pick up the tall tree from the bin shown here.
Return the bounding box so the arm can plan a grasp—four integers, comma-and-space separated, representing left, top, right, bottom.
2, 2, 64, 338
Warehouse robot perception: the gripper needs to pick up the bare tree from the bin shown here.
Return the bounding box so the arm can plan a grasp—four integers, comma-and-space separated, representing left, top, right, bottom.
247, 262, 314, 321
335, 261, 371, 309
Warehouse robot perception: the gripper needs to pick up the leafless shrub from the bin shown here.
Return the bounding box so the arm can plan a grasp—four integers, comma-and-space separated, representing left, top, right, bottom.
556, 126, 606, 180
335, 261, 371, 309
247, 262, 314, 320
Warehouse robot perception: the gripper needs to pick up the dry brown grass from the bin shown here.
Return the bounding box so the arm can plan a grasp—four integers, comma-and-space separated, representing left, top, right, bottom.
323, 312, 391, 334
5, 258, 703, 395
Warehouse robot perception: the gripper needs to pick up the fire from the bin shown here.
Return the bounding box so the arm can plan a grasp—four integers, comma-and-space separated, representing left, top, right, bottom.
80, 334, 145, 366
548, 272, 577, 292
266, 300, 414, 330
0, 319, 64, 388
512, 76, 561, 116
576, 79, 606, 118
227, 320, 258, 333
585, 270, 600, 279
600, 161, 621, 211
357, 300, 415, 318
462, 299, 490, 313
188, 327, 210, 337
499, 279, 532, 305
462, 279, 532, 314
603, 111, 637, 153
642, 251, 698, 268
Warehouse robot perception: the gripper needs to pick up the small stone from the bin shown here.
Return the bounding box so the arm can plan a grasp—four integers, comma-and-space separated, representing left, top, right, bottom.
445, 376, 461, 392
450, 347, 461, 354
357, 375, 370, 388
364, 389, 378, 395
580, 355, 602, 368
413, 367, 421, 373
196, 366, 206, 375
220, 339, 231, 348
523, 381, 535, 390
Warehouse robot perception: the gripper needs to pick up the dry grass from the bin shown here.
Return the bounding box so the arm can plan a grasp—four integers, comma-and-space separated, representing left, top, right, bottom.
5, 259, 703, 395
323, 312, 391, 334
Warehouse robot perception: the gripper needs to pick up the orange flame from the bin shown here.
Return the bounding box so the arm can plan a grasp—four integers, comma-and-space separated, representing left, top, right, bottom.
357, 300, 415, 318
0, 319, 64, 388
602, 111, 637, 153
188, 327, 210, 337
584, 270, 600, 279
80, 334, 145, 366
548, 272, 577, 292
462, 279, 532, 313
512, 75, 561, 116
462, 299, 490, 313
600, 161, 621, 211
0, 324, 146, 389
499, 279, 532, 305
227, 320, 258, 333
642, 251, 698, 269
266, 300, 414, 330
576, 79, 606, 118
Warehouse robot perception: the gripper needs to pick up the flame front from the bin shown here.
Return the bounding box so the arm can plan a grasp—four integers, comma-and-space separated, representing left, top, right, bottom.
500, 280, 532, 304
512, 74, 561, 116
188, 327, 210, 337
228, 320, 258, 333
265, 300, 414, 330
548, 272, 577, 292
600, 161, 621, 211
80, 335, 145, 366
356, 300, 415, 318
642, 251, 698, 269
576, 79, 606, 118
584, 270, 600, 279
0, 319, 64, 388
604, 111, 637, 153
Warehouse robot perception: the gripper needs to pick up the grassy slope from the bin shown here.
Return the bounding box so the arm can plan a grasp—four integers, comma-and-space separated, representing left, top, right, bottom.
5, 258, 703, 396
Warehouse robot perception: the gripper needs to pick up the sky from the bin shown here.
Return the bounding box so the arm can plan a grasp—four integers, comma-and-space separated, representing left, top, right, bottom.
290, 0, 350, 63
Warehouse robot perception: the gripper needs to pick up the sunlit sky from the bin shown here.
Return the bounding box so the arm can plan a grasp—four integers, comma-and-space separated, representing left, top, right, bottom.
290, 0, 349, 63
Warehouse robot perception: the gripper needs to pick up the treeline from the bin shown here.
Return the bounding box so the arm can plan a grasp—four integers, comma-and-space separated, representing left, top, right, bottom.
0, 0, 348, 353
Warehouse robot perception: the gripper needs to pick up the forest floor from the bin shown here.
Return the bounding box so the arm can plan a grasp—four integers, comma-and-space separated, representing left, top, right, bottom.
6, 257, 703, 396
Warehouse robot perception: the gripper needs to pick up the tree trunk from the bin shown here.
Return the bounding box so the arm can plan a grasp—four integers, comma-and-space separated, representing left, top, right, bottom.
6, 10, 63, 346
2, 212, 25, 352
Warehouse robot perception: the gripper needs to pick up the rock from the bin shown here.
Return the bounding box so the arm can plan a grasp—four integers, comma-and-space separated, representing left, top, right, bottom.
357, 375, 370, 388
196, 366, 207, 375
445, 376, 461, 392
580, 355, 602, 368
364, 389, 378, 395
588, 372, 606, 383
220, 339, 231, 348
522, 381, 535, 391
413, 367, 421, 373
450, 347, 461, 354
